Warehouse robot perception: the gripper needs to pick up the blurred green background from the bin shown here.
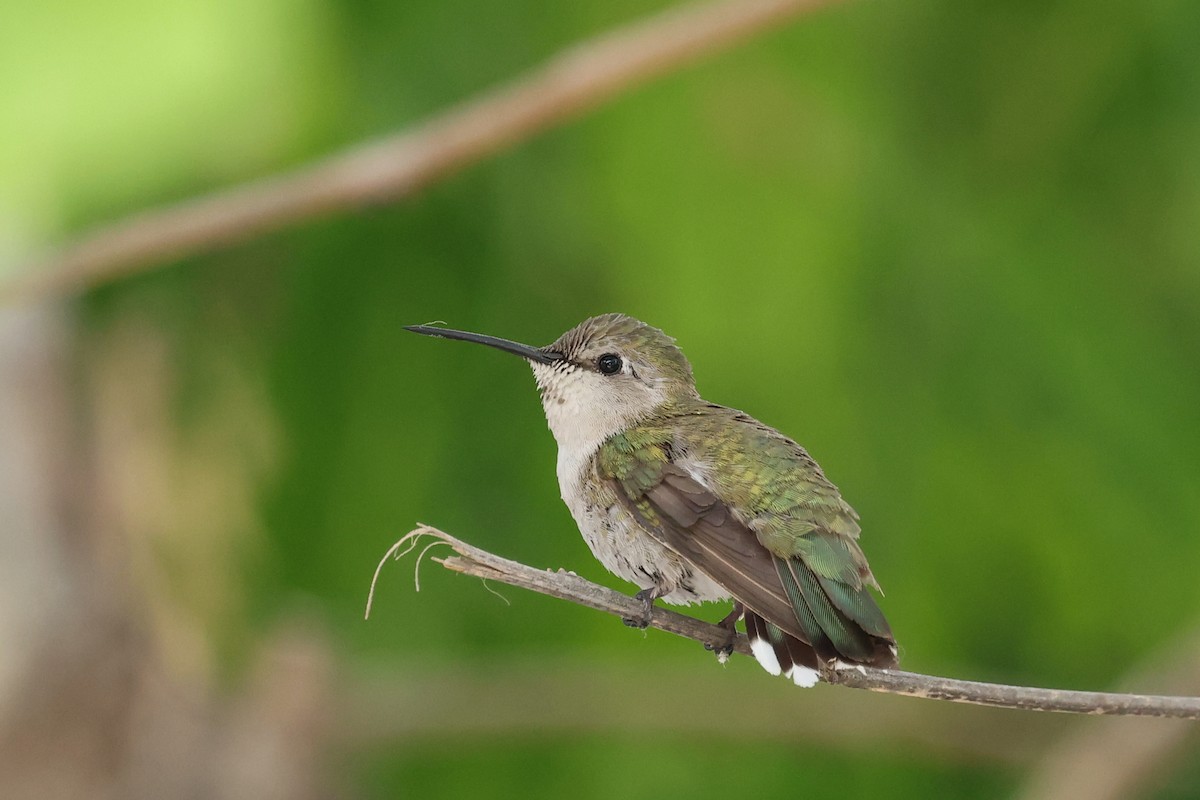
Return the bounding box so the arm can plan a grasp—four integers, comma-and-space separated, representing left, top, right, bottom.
2, 0, 1199, 797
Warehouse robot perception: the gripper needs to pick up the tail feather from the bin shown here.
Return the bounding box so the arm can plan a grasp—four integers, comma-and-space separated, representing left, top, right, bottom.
776, 557, 876, 662
814, 571, 893, 641
743, 555, 897, 686
745, 611, 821, 687
772, 560, 837, 658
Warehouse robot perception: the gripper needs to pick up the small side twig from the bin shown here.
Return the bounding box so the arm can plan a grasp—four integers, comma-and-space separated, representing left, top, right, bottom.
364, 525, 454, 619
368, 525, 1200, 721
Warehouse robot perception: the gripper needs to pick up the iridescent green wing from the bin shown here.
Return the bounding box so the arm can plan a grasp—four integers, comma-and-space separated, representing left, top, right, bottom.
597, 424, 810, 645
602, 408, 896, 667
694, 410, 895, 663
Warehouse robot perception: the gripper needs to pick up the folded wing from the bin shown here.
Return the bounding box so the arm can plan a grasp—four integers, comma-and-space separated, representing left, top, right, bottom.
599, 424, 896, 669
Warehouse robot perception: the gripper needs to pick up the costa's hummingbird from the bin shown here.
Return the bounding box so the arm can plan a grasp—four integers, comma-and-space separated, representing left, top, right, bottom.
407, 314, 897, 686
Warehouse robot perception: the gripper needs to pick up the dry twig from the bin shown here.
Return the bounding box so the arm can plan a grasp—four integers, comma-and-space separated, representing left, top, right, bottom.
3, 0, 844, 305
369, 525, 1200, 720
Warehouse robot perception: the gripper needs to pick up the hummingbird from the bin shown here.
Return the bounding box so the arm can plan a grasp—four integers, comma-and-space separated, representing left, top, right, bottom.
407, 314, 897, 686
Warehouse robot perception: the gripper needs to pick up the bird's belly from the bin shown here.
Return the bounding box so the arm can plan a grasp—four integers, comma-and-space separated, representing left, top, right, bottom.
559, 467, 729, 606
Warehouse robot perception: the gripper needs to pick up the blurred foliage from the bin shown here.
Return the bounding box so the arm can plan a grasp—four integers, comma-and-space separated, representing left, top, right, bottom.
5, 0, 1200, 796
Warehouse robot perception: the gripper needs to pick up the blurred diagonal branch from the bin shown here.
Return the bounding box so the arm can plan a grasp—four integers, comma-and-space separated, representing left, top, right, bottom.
2, 0, 844, 305
373, 525, 1200, 720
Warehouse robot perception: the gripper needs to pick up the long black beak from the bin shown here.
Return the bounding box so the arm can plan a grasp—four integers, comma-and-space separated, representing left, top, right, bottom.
405, 324, 563, 365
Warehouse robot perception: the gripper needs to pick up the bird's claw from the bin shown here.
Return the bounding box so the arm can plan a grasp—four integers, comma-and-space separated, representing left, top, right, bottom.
622, 588, 657, 629
705, 600, 743, 662
704, 638, 735, 658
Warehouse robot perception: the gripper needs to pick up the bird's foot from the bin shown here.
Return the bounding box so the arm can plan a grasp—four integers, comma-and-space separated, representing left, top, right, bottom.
621, 588, 658, 629
704, 601, 744, 661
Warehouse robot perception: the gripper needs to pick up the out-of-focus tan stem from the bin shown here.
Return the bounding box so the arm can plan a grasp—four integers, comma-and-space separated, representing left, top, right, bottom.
2, 0, 844, 305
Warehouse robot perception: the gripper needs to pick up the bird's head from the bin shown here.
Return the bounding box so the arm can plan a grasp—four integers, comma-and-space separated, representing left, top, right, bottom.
406, 313, 696, 452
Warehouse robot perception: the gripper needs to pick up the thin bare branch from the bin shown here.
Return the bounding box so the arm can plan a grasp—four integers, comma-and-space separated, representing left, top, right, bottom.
3, 0, 844, 305
371, 525, 1200, 720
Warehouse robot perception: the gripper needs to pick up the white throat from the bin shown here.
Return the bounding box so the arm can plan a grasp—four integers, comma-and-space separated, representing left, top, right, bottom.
530, 362, 661, 488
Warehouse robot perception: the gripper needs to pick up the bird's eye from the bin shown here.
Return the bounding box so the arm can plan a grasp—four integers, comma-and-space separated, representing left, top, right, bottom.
597, 353, 623, 375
